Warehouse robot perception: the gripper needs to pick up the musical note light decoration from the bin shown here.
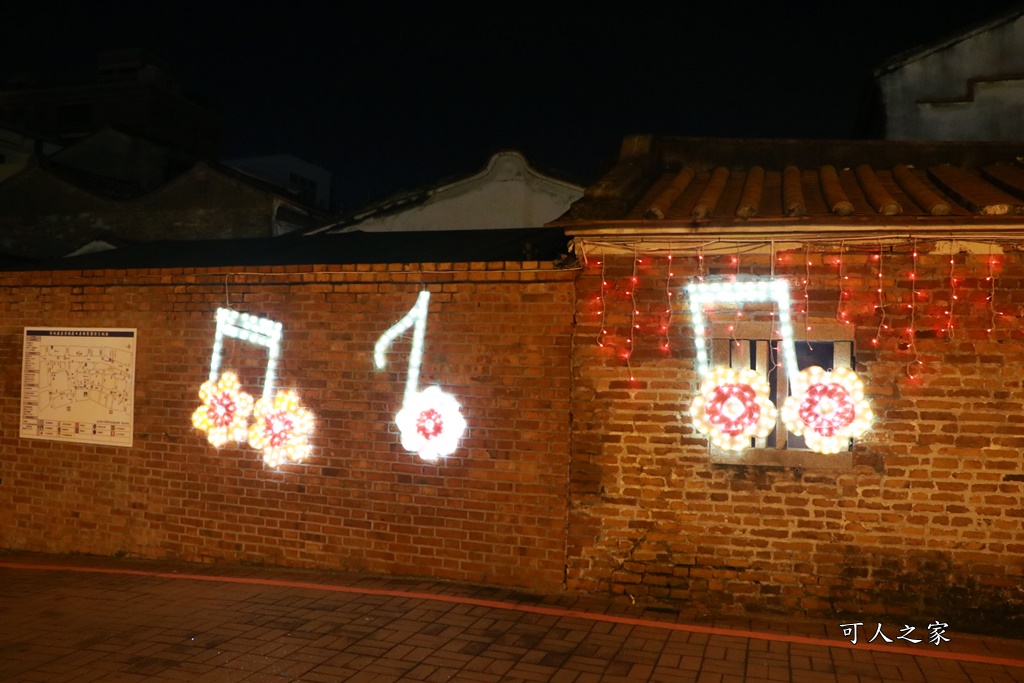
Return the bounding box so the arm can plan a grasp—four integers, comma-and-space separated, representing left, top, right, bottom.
192, 308, 314, 467
685, 279, 797, 453
781, 366, 872, 454
375, 291, 466, 461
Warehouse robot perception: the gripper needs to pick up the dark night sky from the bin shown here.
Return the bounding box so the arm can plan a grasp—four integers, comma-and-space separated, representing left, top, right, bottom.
4, 1, 1023, 208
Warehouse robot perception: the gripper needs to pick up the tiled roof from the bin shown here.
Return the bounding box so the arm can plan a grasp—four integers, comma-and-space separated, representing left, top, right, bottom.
552, 136, 1024, 232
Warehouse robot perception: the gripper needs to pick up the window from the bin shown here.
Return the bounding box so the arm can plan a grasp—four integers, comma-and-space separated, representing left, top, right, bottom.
706, 321, 856, 469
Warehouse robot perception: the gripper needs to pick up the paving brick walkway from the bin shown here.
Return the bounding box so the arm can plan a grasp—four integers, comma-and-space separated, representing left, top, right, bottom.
1, 552, 1022, 683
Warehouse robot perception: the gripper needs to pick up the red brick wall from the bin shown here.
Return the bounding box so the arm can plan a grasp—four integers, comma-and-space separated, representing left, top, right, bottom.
568, 243, 1024, 631
0, 262, 574, 588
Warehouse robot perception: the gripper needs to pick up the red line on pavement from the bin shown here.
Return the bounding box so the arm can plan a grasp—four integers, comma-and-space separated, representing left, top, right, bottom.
3, 561, 1022, 671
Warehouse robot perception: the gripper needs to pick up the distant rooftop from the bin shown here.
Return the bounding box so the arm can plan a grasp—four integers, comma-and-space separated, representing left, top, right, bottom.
553, 136, 1024, 235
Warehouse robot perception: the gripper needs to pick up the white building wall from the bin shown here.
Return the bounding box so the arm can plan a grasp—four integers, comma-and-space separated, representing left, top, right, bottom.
878, 11, 1024, 140
351, 152, 583, 232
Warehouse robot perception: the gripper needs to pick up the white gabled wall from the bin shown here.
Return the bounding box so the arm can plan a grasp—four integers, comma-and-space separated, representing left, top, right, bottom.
352, 151, 583, 231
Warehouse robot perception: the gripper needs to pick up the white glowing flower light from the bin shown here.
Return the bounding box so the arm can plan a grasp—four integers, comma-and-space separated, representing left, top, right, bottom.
192, 372, 255, 447
395, 385, 466, 461
782, 366, 872, 454
247, 390, 315, 467
690, 366, 777, 451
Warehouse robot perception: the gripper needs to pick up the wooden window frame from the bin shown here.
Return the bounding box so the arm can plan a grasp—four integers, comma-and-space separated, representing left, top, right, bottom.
707, 320, 855, 469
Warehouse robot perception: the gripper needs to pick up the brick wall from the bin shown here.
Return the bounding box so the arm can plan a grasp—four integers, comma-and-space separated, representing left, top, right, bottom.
0, 262, 574, 588
3, 243, 1022, 630
568, 242, 1024, 632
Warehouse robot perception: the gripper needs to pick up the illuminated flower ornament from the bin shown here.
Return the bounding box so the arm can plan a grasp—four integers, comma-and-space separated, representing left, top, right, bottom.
247, 390, 315, 467
375, 291, 467, 461
395, 385, 467, 461
690, 366, 777, 451
192, 308, 316, 467
192, 372, 254, 447
782, 366, 872, 454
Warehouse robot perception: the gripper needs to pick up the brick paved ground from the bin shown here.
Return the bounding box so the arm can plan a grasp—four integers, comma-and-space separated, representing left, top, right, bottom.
0, 552, 1021, 683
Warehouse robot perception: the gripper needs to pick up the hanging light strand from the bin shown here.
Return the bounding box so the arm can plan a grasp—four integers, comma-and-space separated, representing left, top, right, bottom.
946, 241, 957, 339
873, 243, 887, 346
907, 241, 921, 377
987, 242, 998, 334
597, 255, 607, 348
663, 253, 674, 352
627, 245, 638, 381
804, 243, 812, 333
836, 241, 849, 325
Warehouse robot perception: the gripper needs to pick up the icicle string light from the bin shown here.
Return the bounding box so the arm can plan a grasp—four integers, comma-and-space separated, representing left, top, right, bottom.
803, 243, 812, 335
907, 241, 921, 378
663, 254, 674, 352
627, 246, 638, 380
836, 241, 849, 325
946, 241, 957, 339
873, 244, 887, 347
597, 256, 608, 348
988, 242, 998, 334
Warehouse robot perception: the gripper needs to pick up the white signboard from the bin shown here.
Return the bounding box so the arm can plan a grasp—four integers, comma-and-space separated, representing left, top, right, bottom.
20, 328, 137, 447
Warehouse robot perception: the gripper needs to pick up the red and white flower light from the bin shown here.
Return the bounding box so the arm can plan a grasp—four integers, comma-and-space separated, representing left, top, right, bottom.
247, 390, 315, 467
192, 372, 254, 447
395, 385, 466, 461
782, 366, 872, 454
690, 366, 777, 451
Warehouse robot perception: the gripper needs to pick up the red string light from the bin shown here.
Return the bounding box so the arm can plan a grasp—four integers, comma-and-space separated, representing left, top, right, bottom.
872, 244, 887, 347
597, 256, 607, 348
907, 241, 921, 378
987, 242, 997, 334
804, 243, 812, 335
836, 241, 850, 325
945, 242, 957, 339
627, 245, 637, 381
663, 253, 673, 352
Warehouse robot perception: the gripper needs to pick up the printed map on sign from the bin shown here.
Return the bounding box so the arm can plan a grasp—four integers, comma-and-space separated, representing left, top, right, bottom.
20, 328, 137, 447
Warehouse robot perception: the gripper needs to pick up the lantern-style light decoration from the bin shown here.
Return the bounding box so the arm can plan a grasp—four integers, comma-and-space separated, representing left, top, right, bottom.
247, 390, 315, 467
781, 366, 872, 454
192, 372, 254, 447
690, 366, 777, 451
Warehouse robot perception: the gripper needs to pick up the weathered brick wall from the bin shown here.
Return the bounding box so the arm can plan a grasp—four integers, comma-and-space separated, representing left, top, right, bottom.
0, 262, 574, 588
569, 243, 1024, 632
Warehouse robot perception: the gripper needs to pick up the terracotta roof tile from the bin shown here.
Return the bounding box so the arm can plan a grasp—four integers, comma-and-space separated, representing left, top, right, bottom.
554, 136, 1024, 231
